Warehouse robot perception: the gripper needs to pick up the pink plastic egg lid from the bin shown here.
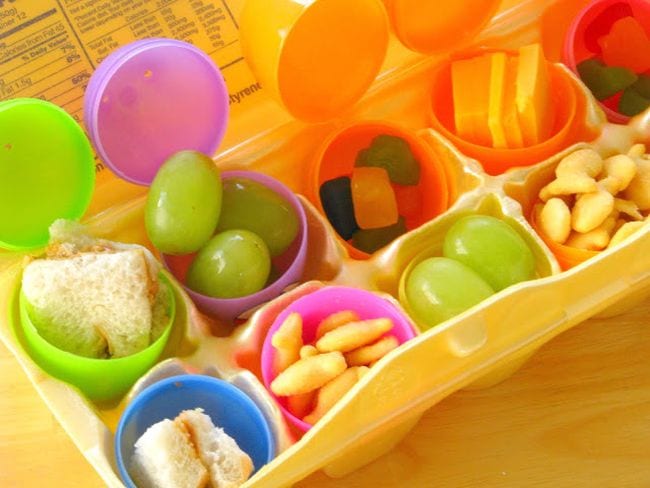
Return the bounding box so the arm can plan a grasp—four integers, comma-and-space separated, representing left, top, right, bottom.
84, 39, 229, 185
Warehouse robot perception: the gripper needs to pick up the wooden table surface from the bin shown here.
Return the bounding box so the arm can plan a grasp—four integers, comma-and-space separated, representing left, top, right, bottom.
2, 298, 649, 488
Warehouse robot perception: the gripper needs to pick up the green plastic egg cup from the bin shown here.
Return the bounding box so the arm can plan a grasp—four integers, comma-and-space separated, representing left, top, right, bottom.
15, 273, 176, 403
0, 98, 95, 251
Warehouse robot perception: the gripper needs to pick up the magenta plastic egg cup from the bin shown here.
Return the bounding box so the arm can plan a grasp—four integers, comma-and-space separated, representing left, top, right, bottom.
260, 286, 418, 433
563, 0, 650, 123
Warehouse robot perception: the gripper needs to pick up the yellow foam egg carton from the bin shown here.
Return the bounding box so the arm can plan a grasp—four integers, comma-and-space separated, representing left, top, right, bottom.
1, 0, 650, 486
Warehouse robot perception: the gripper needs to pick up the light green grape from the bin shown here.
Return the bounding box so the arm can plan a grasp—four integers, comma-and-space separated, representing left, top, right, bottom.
217, 178, 299, 257
443, 215, 536, 291
145, 151, 222, 255
404, 257, 494, 329
186, 230, 271, 299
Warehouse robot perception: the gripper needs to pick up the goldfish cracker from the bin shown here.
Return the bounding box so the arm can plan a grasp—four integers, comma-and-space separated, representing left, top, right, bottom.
628, 143, 647, 159
539, 149, 603, 201
600, 154, 637, 194
315, 310, 360, 340
351, 167, 399, 230
539, 198, 571, 244
303, 367, 368, 425
536, 145, 650, 255
271, 312, 303, 374
540, 175, 598, 201
286, 391, 317, 419
614, 198, 644, 221
344, 335, 400, 367
624, 152, 650, 210
271, 308, 407, 425
316, 318, 394, 353
537, 148, 618, 234
556, 148, 604, 178
299, 345, 319, 359
270, 352, 347, 396
571, 191, 615, 233
565, 216, 617, 251
608, 221, 648, 249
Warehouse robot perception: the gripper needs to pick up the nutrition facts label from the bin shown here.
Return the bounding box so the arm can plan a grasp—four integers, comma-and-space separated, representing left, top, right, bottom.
0, 0, 264, 203
0, 0, 251, 119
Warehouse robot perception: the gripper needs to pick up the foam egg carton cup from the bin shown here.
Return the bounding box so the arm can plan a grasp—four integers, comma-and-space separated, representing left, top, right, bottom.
2, 0, 650, 486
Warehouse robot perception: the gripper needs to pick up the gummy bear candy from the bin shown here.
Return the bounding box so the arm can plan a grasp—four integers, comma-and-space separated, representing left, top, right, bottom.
633, 74, 650, 98
393, 184, 422, 221
355, 134, 421, 185
599, 17, 650, 74
577, 58, 637, 101
619, 86, 650, 117
583, 2, 633, 53
351, 167, 399, 230
320, 177, 359, 240
352, 216, 407, 254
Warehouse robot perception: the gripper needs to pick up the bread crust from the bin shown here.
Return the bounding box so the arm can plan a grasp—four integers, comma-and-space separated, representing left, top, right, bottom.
176, 409, 254, 488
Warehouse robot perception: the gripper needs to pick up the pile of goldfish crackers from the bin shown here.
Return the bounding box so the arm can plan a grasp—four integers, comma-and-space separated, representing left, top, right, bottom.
270, 311, 399, 424
536, 143, 650, 251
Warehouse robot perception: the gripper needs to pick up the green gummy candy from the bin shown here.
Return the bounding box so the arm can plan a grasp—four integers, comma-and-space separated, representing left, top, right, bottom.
352, 216, 407, 254
355, 135, 421, 186
619, 86, 650, 117
577, 58, 638, 101
631, 75, 650, 98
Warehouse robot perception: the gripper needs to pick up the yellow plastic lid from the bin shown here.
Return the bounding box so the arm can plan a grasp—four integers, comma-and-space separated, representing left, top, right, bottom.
0, 99, 95, 251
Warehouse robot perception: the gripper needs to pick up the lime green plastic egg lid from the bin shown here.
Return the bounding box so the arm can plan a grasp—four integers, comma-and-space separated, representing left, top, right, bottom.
0, 99, 95, 251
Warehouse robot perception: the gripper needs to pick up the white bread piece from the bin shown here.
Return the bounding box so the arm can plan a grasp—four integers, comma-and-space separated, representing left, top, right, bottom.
22, 249, 154, 358
178, 409, 254, 488
130, 419, 209, 488
48, 218, 161, 283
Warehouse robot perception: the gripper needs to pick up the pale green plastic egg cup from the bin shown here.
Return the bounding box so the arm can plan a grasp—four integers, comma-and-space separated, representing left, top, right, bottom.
14, 273, 176, 404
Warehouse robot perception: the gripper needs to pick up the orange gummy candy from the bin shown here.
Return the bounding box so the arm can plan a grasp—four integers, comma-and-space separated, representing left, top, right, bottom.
599, 17, 650, 73
393, 183, 421, 220
351, 167, 399, 230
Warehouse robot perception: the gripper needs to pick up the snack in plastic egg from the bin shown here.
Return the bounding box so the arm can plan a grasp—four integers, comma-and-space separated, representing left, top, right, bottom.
186, 230, 271, 299
145, 151, 222, 255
